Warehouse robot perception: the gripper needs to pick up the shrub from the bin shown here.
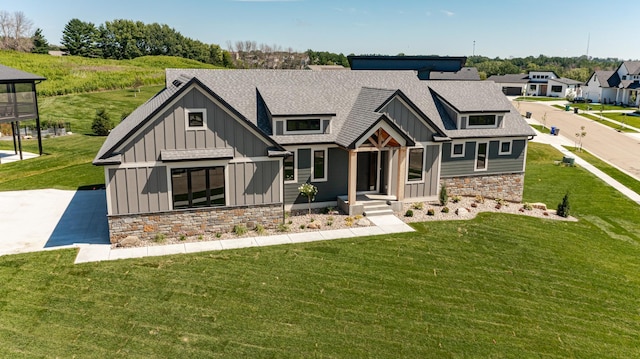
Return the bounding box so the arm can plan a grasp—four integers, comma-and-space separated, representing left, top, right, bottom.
523, 202, 533, 211
405, 209, 414, 217
475, 195, 485, 203
412, 202, 424, 210
452, 195, 462, 203
557, 191, 571, 218
233, 225, 248, 236
254, 224, 265, 235
277, 223, 290, 232
300, 224, 306, 229
427, 208, 435, 216
439, 184, 448, 206
441, 206, 450, 213
92, 108, 113, 136
154, 233, 165, 243
179, 234, 187, 241
326, 220, 333, 226
215, 232, 222, 238
298, 183, 318, 215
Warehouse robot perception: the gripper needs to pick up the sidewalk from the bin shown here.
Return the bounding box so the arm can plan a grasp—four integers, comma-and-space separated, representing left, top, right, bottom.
74, 214, 414, 264
526, 118, 640, 206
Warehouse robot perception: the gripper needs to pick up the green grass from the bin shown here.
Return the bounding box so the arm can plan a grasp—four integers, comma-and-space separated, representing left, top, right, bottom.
0, 50, 220, 96
571, 103, 636, 111
552, 104, 566, 110
529, 124, 550, 134
580, 113, 639, 132
599, 112, 640, 129
514, 96, 562, 102
0, 86, 161, 190
1, 143, 640, 357
562, 145, 640, 195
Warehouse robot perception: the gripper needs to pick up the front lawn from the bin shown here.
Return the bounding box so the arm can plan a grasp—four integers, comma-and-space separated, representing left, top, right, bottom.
600, 112, 640, 129
514, 96, 562, 102
571, 103, 637, 111
1, 143, 640, 357
579, 113, 639, 133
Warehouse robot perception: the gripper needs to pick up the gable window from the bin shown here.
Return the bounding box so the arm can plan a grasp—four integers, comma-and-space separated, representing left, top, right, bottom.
551, 85, 562, 92
171, 166, 225, 209
468, 114, 496, 127
499, 140, 512, 155
407, 147, 424, 182
185, 108, 207, 130
451, 142, 465, 158
284, 152, 296, 183
312, 149, 327, 181
475, 142, 488, 171
286, 119, 321, 132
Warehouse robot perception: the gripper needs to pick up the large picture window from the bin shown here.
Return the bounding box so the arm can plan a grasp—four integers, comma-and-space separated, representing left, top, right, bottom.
551, 85, 563, 93
407, 147, 424, 182
468, 115, 496, 127
171, 166, 225, 209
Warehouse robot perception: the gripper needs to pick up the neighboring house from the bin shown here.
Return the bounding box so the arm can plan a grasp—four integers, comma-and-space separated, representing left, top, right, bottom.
306, 65, 347, 71
583, 61, 640, 106
488, 71, 579, 97
429, 67, 480, 81
94, 69, 535, 242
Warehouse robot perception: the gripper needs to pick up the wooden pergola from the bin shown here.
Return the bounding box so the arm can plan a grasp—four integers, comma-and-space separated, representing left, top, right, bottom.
0, 64, 46, 160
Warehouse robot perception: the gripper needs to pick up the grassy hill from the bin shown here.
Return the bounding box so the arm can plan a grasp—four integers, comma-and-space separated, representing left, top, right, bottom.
0, 50, 220, 96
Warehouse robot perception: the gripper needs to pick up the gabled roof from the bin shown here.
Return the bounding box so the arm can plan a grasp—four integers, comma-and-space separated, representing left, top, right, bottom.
94, 77, 284, 164
622, 61, 640, 76
0, 64, 46, 82
548, 77, 582, 85
428, 81, 513, 113
590, 70, 618, 88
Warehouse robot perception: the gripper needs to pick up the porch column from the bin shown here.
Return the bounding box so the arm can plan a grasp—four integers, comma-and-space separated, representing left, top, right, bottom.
348, 149, 357, 205
396, 147, 406, 201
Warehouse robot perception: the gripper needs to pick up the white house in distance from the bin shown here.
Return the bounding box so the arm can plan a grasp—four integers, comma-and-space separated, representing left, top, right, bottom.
582, 61, 640, 106
488, 71, 581, 98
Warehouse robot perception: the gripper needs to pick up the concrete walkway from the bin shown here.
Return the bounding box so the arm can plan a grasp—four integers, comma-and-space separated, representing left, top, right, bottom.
0, 149, 39, 164
74, 215, 414, 264
526, 117, 640, 206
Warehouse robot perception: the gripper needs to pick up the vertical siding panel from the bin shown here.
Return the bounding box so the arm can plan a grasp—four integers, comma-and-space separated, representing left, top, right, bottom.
175, 104, 186, 150
109, 169, 119, 214
228, 163, 237, 206
147, 167, 159, 212
145, 126, 155, 161
115, 170, 129, 214
158, 166, 169, 211
137, 168, 149, 213
245, 163, 254, 205
126, 168, 139, 213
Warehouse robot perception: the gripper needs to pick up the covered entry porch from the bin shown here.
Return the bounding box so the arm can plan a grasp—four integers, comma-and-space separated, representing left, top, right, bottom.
337, 124, 414, 215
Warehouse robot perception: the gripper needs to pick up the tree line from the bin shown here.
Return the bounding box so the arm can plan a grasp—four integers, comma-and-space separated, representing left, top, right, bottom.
0, 10, 49, 53
61, 18, 231, 66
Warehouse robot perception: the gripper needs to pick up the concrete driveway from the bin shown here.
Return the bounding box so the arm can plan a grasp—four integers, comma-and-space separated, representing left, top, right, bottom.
517, 101, 640, 180
0, 189, 109, 256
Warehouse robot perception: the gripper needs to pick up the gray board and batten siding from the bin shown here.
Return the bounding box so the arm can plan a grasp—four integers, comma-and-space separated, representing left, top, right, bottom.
404, 144, 440, 198
284, 147, 349, 205
440, 139, 527, 177
106, 86, 282, 216
380, 97, 437, 142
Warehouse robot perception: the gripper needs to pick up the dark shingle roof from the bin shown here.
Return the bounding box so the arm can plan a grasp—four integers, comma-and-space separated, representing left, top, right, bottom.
0, 64, 46, 82
95, 69, 534, 164
486, 73, 528, 84
550, 77, 582, 85
593, 70, 618, 88
430, 67, 480, 80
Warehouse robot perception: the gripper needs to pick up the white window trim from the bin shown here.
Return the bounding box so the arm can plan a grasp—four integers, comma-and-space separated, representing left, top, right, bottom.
284, 149, 297, 184
450, 141, 465, 158
185, 108, 208, 131
165, 160, 229, 210
406, 146, 426, 183
466, 114, 499, 129
474, 142, 489, 172
499, 140, 512, 155
283, 118, 324, 135
311, 148, 328, 182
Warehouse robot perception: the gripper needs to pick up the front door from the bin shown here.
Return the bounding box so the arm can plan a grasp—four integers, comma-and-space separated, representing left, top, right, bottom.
356, 152, 378, 192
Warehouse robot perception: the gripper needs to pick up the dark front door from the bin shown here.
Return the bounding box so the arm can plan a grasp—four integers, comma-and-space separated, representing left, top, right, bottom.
379, 151, 388, 194
356, 152, 378, 192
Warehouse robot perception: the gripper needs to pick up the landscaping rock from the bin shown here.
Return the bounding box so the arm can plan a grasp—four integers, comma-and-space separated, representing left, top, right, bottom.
357, 218, 371, 226
119, 235, 141, 247
455, 208, 469, 216
307, 222, 320, 229
531, 202, 547, 210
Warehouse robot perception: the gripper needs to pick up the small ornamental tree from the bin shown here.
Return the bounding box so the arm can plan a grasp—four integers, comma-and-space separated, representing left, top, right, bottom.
439, 183, 449, 206
298, 183, 318, 215
92, 108, 113, 136
557, 191, 571, 218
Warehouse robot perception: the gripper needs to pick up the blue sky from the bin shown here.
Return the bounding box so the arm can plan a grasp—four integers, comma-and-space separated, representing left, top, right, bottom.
4, 0, 639, 60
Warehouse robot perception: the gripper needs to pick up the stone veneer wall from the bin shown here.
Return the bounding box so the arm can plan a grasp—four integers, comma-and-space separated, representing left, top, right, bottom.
442, 173, 524, 202
108, 203, 283, 243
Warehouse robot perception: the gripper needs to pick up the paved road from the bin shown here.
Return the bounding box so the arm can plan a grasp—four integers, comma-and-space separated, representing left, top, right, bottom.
517, 101, 640, 180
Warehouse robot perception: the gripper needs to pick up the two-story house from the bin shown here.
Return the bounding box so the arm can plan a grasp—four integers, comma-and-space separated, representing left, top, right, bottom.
583, 61, 640, 106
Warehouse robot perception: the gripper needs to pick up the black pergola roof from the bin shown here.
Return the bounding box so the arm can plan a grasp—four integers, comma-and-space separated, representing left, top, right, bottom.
0, 64, 46, 83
